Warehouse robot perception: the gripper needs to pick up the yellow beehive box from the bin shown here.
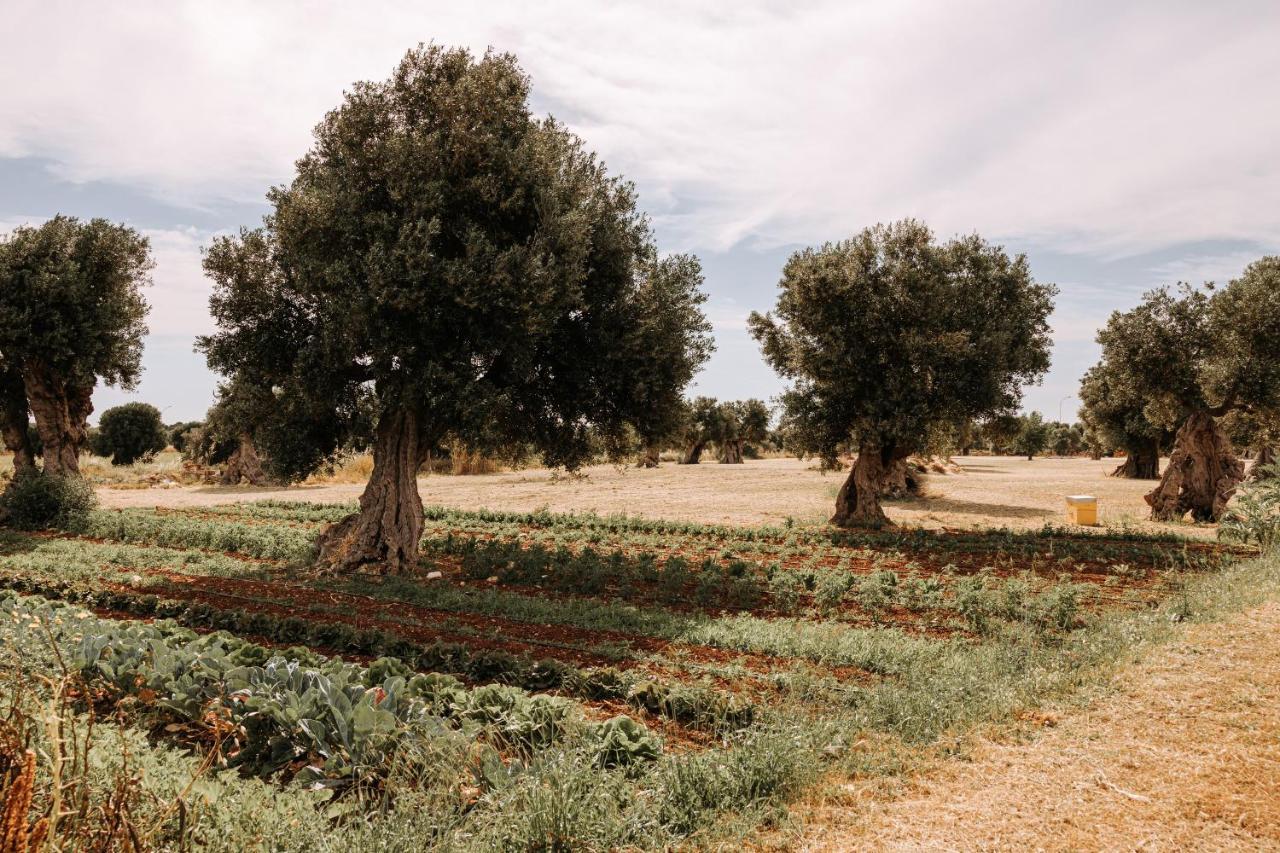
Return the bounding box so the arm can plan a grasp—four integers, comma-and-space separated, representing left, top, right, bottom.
1065, 495, 1097, 526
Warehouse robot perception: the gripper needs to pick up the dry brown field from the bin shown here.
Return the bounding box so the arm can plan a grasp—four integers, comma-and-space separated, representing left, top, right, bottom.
91, 454, 1213, 538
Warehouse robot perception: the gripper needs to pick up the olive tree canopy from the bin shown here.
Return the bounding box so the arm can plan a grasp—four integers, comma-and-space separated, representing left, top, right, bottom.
1146, 258, 1280, 519
95, 402, 167, 466
199, 46, 710, 572
0, 216, 151, 477
623, 254, 714, 469
1078, 356, 1171, 479
749, 220, 1055, 527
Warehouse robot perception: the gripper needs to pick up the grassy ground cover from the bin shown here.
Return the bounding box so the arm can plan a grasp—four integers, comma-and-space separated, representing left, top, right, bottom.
0, 499, 1266, 848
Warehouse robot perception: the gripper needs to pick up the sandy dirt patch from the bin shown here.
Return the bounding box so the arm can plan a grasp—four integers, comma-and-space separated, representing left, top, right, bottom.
96, 455, 1211, 537
797, 598, 1280, 851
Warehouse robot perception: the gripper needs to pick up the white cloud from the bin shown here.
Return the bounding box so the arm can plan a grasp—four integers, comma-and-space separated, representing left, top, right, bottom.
142, 227, 216, 337
2, 2, 1278, 257
1146, 251, 1265, 289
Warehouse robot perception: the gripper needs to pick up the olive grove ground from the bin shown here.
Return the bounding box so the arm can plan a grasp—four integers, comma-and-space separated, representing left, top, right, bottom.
89, 455, 1215, 537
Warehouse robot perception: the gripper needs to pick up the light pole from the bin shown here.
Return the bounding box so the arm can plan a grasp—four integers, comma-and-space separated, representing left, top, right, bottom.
1058, 395, 1075, 423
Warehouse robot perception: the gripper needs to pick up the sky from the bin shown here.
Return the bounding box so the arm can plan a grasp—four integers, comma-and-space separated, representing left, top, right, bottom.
2, 1, 1278, 424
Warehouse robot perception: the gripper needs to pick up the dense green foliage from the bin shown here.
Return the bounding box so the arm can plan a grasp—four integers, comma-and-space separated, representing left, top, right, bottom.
1220, 463, 1280, 553
750, 220, 1055, 524
1081, 258, 1280, 505
0, 215, 152, 476
94, 401, 167, 465
198, 46, 710, 570
1013, 412, 1051, 460
0, 467, 96, 529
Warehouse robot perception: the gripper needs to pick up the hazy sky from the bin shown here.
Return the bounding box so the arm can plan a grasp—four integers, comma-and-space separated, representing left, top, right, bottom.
2, 2, 1277, 423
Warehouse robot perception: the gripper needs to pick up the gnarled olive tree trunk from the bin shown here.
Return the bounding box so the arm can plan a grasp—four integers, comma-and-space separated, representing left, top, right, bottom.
317, 408, 428, 574
1110, 439, 1160, 479
22, 364, 91, 477
680, 442, 705, 465
0, 370, 36, 477
718, 439, 744, 464
831, 444, 905, 528
1144, 411, 1243, 522
219, 434, 270, 486
879, 457, 924, 499
636, 444, 661, 469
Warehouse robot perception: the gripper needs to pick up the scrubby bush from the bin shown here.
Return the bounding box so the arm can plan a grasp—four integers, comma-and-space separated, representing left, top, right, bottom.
0, 469, 96, 529
768, 571, 805, 614
168, 420, 203, 453
1220, 463, 1280, 553
95, 402, 167, 465
813, 570, 853, 614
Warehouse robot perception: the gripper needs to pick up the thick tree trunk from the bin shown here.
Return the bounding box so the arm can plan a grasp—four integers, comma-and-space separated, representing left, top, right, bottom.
0, 369, 36, 477
1250, 445, 1276, 481
680, 442, 705, 465
219, 434, 270, 486
316, 409, 428, 574
1110, 440, 1160, 479
1145, 411, 1244, 522
23, 365, 91, 477
718, 439, 744, 464
831, 444, 901, 528
879, 457, 924, 499
635, 444, 661, 469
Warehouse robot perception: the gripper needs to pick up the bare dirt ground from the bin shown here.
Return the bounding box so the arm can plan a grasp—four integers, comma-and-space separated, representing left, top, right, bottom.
95, 455, 1211, 537
797, 598, 1280, 851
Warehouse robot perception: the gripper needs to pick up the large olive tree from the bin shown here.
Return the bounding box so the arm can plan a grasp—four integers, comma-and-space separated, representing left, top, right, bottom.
624, 254, 714, 469
200, 46, 709, 573
1078, 357, 1171, 479
750, 220, 1055, 527
0, 216, 151, 476
715, 399, 770, 464
677, 397, 720, 464
1142, 258, 1280, 520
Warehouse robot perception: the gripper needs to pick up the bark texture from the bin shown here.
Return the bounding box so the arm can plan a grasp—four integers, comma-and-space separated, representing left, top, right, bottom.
635, 445, 661, 469
831, 444, 903, 528
1110, 440, 1160, 479
879, 457, 925, 499
219, 434, 270, 486
1144, 411, 1244, 522
680, 442, 705, 465
1250, 445, 1276, 481
317, 409, 428, 574
0, 369, 36, 477
718, 440, 744, 464
22, 364, 91, 477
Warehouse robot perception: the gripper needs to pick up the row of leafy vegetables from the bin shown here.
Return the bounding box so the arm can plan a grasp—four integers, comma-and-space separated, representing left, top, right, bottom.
6, 593, 661, 794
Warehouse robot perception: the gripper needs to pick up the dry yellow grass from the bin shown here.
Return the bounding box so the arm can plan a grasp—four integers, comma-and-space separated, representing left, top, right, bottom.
94, 455, 1213, 538
796, 599, 1280, 851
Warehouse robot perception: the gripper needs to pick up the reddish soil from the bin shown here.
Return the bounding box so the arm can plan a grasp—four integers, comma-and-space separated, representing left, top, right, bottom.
124, 567, 869, 689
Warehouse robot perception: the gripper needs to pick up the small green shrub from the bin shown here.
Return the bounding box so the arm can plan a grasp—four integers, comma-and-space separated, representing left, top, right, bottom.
95, 402, 168, 465
0, 469, 96, 530
813, 571, 853, 614
901, 575, 944, 611
1220, 464, 1280, 553
856, 570, 899, 619
768, 572, 805, 614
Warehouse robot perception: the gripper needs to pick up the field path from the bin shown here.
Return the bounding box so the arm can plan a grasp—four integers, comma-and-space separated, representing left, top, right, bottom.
799, 599, 1280, 851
